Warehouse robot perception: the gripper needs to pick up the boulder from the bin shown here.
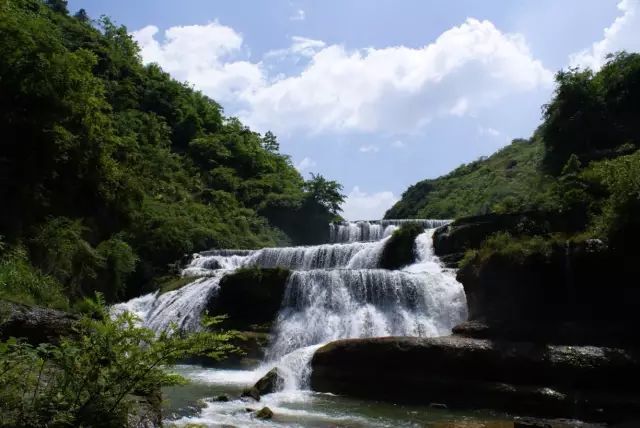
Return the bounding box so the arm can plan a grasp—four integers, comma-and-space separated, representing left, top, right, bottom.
254, 368, 282, 396
255, 406, 273, 420
0, 301, 78, 345
379, 222, 424, 269
208, 267, 290, 331
310, 336, 640, 421
241, 387, 261, 401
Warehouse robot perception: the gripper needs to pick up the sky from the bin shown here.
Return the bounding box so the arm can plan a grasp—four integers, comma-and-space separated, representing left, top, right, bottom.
69, 0, 640, 220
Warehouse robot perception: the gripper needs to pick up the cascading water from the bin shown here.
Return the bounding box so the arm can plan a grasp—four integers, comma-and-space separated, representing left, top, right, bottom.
113, 219, 468, 426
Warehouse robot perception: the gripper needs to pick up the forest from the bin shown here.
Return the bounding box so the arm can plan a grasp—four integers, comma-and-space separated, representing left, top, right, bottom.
0, 0, 344, 308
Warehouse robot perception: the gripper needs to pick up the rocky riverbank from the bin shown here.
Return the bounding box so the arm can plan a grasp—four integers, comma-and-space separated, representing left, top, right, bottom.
310, 334, 640, 423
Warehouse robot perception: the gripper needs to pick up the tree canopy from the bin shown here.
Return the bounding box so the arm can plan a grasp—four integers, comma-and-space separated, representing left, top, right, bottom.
0, 0, 343, 305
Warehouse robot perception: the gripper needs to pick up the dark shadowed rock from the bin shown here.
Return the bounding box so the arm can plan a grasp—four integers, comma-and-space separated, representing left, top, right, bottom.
254, 368, 282, 396
241, 387, 261, 401
310, 336, 640, 421
208, 267, 290, 331
0, 301, 78, 345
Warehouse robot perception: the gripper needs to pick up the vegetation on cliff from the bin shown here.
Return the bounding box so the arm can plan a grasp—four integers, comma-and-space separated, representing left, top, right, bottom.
0, 0, 344, 307
387, 53, 640, 225
391, 53, 640, 269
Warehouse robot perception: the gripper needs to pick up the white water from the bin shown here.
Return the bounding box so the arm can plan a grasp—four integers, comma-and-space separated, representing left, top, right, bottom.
329, 219, 451, 243
113, 219, 467, 427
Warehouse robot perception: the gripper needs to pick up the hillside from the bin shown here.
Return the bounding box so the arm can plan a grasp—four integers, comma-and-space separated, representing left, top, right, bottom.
385, 138, 554, 219
0, 0, 343, 306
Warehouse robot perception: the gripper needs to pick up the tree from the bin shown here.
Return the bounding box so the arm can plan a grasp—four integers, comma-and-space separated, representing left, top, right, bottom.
73, 8, 90, 23
262, 131, 279, 152
46, 0, 68, 14
303, 173, 345, 216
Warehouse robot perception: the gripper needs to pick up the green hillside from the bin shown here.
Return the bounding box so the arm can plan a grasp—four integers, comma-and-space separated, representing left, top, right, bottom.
0, 0, 343, 306
385, 138, 555, 219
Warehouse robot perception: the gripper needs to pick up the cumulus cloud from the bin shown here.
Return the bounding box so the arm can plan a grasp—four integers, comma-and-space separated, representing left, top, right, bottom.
341, 187, 398, 221
131, 22, 264, 103
241, 18, 552, 134
132, 18, 552, 135
290, 9, 305, 21
359, 145, 380, 153
391, 140, 405, 149
570, 0, 640, 71
295, 156, 317, 172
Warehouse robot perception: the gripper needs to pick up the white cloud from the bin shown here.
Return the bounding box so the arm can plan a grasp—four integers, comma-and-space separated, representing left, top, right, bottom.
132, 18, 552, 136
241, 18, 552, 134
341, 187, 398, 221
265, 36, 326, 60
391, 140, 405, 149
295, 157, 317, 172
359, 145, 380, 153
570, 0, 640, 70
290, 9, 305, 21
131, 23, 264, 103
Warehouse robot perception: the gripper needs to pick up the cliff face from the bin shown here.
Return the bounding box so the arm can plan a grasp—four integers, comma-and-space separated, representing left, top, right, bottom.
0, 301, 78, 345
310, 336, 640, 421
433, 213, 640, 328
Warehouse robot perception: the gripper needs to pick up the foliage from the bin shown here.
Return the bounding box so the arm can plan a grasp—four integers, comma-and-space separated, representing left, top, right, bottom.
0, 247, 68, 310
582, 150, 640, 248
0, 0, 343, 304
460, 232, 556, 269
541, 52, 640, 174
385, 139, 558, 219
0, 299, 237, 427
379, 223, 425, 269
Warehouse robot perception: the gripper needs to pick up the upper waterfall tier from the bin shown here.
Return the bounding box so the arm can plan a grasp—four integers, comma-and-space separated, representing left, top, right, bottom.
329, 219, 451, 243
182, 239, 389, 274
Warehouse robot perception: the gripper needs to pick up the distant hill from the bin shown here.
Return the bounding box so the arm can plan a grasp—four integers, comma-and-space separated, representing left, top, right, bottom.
385, 138, 554, 219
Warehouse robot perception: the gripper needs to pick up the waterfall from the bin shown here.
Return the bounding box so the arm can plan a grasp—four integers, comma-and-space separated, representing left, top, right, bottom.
112, 219, 467, 394
329, 219, 451, 243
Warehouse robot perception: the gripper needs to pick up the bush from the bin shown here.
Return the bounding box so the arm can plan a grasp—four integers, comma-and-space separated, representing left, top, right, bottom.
379, 223, 425, 269
460, 232, 555, 269
0, 247, 68, 310
0, 299, 237, 427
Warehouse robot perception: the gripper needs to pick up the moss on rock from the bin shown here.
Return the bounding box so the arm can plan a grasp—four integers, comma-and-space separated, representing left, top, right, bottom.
379, 223, 425, 269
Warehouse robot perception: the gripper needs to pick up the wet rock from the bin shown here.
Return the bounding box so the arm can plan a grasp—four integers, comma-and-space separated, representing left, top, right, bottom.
254, 368, 282, 396
0, 301, 78, 345
310, 335, 640, 421
215, 394, 229, 402
241, 387, 261, 401
429, 402, 448, 409
255, 407, 273, 420
208, 268, 290, 330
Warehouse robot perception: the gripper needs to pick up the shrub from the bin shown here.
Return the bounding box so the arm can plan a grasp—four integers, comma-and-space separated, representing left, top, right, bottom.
0, 247, 68, 310
0, 299, 236, 427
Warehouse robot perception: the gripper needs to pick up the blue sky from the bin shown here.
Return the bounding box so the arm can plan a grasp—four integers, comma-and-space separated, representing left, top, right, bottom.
69, 0, 640, 219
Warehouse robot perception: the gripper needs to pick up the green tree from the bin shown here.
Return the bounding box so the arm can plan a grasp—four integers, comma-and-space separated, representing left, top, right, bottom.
303, 173, 345, 216
262, 131, 279, 152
